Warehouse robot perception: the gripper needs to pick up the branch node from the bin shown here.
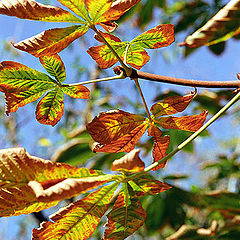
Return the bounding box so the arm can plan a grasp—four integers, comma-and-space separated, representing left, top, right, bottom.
113, 66, 128, 78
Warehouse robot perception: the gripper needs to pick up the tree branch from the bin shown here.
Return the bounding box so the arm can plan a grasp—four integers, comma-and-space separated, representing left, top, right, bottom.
130, 69, 240, 89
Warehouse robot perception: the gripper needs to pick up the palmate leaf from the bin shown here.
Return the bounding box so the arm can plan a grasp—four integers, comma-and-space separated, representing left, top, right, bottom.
1, 0, 140, 56
148, 124, 170, 170
0, 148, 112, 216
103, 183, 146, 240
0, 61, 57, 114
88, 24, 174, 69
86, 110, 149, 153
111, 149, 145, 172
32, 183, 118, 240
180, 0, 240, 48
0, 55, 90, 125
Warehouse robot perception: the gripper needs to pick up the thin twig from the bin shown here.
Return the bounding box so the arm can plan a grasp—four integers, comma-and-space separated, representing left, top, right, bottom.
134, 79, 151, 119
130, 69, 240, 89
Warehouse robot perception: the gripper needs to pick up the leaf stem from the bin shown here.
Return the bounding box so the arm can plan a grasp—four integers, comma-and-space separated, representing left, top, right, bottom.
91, 25, 132, 77
65, 72, 124, 86
134, 79, 151, 119
128, 90, 240, 179
130, 69, 240, 89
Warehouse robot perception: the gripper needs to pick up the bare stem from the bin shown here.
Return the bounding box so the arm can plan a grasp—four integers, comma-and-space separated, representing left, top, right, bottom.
91, 25, 132, 76
130, 69, 240, 89
65, 72, 124, 86
128, 90, 240, 180
134, 79, 151, 119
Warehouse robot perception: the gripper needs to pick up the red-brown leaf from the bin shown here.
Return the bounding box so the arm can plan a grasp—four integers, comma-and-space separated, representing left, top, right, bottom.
150, 89, 197, 117
148, 124, 170, 170
155, 110, 208, 132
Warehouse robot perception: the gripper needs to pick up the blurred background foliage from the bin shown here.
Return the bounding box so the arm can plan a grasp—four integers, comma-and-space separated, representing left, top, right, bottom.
0, 0, 240, 239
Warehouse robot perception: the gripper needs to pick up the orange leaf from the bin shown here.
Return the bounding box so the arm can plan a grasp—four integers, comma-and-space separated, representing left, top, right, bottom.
155, 110, 208, 132
150, 89, 196, 117
13, 25, 88, 57
148, 124, 170, 170
87, 110, 148, 145
100, 0, 141, 22
0, 0, 81, 23
87, 110, 148, 153
111, 149, 145, 172
62, 85, 90, 99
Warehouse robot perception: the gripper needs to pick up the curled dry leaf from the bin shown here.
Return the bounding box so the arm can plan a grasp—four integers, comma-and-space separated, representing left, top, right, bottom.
111, 149, 145, 172
28, 175, 114, 202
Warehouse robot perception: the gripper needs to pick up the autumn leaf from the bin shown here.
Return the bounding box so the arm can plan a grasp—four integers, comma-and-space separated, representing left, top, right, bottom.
129, 173, 172, 196
103, 183, 146, 240
111, 149, 145, 172
150, 89, 196, 117
179, 0, 240, 48
148, 124, 170, 170
86, 110, 149, 153
88, 24, 174, 69
0, 0, 140, 56
0, 56, 90, 125
32, 183, 118, 240
0, 147, 112, 217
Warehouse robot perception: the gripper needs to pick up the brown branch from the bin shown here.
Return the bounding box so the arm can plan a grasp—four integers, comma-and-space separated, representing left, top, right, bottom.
130, 69, 240, 89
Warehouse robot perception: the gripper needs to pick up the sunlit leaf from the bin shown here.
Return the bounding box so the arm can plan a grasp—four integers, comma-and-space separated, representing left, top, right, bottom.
85, 0, 112, 24
129, 173, 172, 196
39, 54, 66, 83
32, 183, 118, 240
155, 110, 208, 132
57, 0, 90, 22
0, 186, 58, 217
0, 148, 107, 216
131, 24, 175, 49
35, 87, 64, 126
88, 24, 174, 69
111, 149, 145, 172
148, 124, 170, 170
0, 0, 82, 23
87, 110, 148, 153
62, 85, 90, 99
104, 183, 146, 240
0, 61, 56, 114
100, 0, 141, 22
13, 25, 89, 57
150, 89, 196, 117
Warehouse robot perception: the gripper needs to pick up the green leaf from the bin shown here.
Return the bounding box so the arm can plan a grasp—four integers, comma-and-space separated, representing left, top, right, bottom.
62, 85, 90, 99
57, 0, 91, 22
104, 183, 146, 239
39, 54, 66, 83
0, 61, 56, 114
36, 87, 64, 126
131, 24, 175, 49
32, 183, 118, 240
